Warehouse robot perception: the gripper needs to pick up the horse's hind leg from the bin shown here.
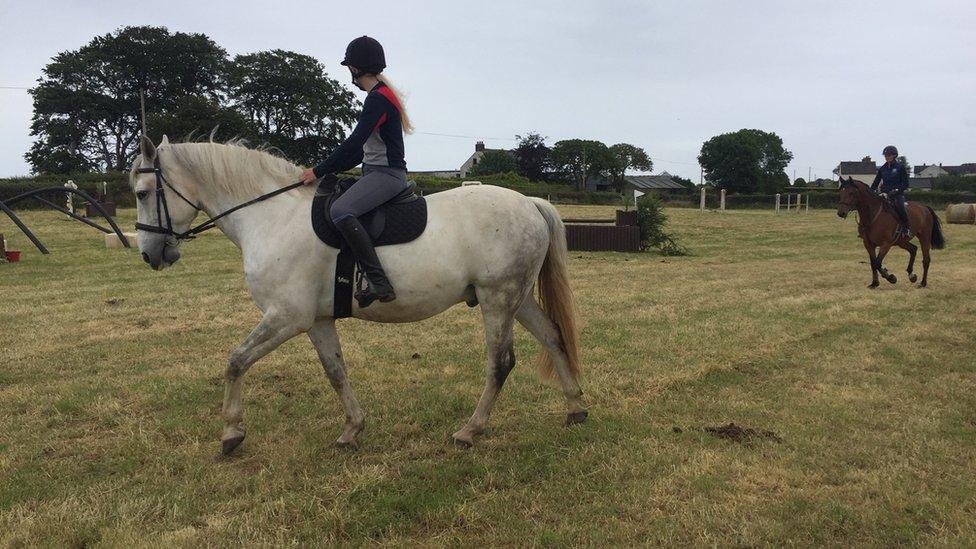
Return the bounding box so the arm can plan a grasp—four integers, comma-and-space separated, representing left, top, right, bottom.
221, 313, 303, 455
515, 297, 586, 423
919, 238, 932, 288
901, 241, 918, 283
453, 290, 519, 448
308, 319, 365, 449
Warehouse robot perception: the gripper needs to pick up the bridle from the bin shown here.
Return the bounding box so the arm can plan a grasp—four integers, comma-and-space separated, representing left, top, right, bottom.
134, 152, 305, 241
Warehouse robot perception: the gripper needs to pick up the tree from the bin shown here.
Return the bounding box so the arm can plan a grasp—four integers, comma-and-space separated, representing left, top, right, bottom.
794, 177, 807, 186
608, 143, 653, 191
147, 96, 259, 143
671, 175, 695, 188
698, 129, 793, 193
227, 50, 358, 166
26, 26, 227, 173
512, 133, 551, 181
551, 139, 615, 191
469, 150, 516, 176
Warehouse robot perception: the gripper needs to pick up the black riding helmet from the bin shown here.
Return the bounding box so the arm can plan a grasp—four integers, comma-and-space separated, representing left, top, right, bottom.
883, 145, 898, 156
341, 36, 386, 76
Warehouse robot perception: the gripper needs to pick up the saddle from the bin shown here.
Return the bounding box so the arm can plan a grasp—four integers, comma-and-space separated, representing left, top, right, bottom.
310, 176, 428, 318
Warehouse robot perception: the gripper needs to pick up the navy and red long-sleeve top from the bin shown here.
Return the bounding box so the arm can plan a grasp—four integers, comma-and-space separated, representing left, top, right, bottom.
312, 81, 406, 177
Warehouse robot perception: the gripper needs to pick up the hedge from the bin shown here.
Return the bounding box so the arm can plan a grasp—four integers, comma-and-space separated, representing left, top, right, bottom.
0, 171, 624, 210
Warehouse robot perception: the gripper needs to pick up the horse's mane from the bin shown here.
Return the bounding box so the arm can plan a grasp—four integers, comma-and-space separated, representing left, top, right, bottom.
160, 139, 305, 201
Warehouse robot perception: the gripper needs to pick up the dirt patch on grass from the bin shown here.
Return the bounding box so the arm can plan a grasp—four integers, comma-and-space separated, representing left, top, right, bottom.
704, 422, 782, 443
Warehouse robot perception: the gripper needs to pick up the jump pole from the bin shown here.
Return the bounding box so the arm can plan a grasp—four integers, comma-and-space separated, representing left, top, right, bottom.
775, 193, 781, 213
720, 188, 726, 211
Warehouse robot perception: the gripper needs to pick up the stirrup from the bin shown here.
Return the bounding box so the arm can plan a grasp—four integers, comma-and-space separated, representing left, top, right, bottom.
354, 268, 396, 308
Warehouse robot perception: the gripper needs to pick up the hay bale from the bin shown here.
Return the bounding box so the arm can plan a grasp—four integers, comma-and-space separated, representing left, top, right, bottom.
105, 232, 139, 249
945, 203, 976, 224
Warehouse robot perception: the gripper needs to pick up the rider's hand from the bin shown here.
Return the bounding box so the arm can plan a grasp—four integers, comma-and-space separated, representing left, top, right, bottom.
300, 168, 318, 185
879, 192, 888, 199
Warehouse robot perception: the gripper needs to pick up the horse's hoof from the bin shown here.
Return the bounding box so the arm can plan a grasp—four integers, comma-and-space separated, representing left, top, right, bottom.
887, 275, 897, 284
452, 431, 474, 449
909, 273, 918, 283
566, 410, 589, 426
335, 439, 359, 451
221, 435, 245, 456
868, 283, 879, 289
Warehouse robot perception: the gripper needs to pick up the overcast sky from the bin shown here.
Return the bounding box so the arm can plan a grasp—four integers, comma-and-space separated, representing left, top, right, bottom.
1, 0, 974, 181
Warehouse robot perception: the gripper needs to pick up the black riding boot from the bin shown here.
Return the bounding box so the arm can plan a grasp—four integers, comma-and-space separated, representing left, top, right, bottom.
335, 216, 396, 307
894, 201, 912, 239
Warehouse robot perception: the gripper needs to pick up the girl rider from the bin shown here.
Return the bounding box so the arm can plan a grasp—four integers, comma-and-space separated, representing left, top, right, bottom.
300, 35, 413, 307
871, 145, 911, 239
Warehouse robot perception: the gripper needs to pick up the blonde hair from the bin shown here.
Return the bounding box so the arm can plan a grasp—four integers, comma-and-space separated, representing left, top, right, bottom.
376, 74, 414, 134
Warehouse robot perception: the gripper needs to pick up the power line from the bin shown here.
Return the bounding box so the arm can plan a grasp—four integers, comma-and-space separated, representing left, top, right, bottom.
412, 131, 516, 141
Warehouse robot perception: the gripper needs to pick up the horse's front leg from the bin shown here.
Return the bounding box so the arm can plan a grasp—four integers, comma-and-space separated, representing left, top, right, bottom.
307, 318, 365, 449
863, 240, 880, 288
875, 241, 897, 284
221, 313, 304, 455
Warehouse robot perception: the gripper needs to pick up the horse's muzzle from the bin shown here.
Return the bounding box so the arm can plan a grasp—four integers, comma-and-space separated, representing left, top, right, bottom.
837, 210, 848, 219
141, 242, 181, 271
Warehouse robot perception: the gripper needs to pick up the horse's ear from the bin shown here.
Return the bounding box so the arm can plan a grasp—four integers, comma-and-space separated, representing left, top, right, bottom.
160, 134, 170, 146
140, 135, 156, 159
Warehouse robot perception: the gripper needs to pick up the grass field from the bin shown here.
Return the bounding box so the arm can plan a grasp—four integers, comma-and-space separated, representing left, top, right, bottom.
1, 205, 975, 546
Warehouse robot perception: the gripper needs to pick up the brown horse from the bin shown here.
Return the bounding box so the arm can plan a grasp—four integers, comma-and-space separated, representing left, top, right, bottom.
837, 177, 945, 288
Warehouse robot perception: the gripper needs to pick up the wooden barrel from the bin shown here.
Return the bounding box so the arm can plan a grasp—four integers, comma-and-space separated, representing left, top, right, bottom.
945, 203, 976, 224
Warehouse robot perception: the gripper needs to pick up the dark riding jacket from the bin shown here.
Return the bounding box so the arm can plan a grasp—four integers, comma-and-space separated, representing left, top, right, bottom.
871, 161, 909, 196
312, 82, 406, 177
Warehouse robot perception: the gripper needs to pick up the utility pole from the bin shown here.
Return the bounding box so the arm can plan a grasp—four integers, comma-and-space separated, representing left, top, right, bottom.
140, 89, 147, 137
808, 167, 812, 183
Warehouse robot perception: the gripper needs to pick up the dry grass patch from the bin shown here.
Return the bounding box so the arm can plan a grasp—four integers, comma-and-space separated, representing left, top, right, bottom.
1, 206, 975, 545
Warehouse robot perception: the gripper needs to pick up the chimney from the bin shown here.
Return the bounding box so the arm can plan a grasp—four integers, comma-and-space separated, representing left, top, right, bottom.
475, 141, 485, 152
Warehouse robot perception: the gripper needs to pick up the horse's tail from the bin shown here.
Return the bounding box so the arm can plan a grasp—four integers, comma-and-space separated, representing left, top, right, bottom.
927, 206, 946, 249
530, 198, 581, 381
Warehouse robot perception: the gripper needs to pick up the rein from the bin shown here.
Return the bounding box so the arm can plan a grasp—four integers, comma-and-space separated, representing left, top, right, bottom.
134, 154, 305, 240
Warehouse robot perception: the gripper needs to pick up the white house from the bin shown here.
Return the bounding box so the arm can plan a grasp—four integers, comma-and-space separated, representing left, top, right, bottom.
833, 158, 878, 186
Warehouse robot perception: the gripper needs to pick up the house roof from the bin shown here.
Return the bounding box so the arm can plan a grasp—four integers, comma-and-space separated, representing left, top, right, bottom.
622, 173, 688, 190
945, 163, 976, 176
836, 161, 877, 174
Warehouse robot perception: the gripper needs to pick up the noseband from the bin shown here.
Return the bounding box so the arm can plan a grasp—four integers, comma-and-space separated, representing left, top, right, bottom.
134, 152, 305, 241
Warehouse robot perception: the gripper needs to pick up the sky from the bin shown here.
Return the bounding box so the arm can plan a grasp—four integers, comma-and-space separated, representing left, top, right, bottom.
1, 0, 974, 181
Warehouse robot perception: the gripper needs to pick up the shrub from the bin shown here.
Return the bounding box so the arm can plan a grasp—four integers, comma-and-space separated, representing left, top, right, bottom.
636, 193, 688, 255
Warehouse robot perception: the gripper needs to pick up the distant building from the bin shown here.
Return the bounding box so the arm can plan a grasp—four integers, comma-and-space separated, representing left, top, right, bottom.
914, 163, 976, 178
833, 157, 878, 185
583, 171, 688, 196
910, 177, 934, 190
411, 141, 513, 179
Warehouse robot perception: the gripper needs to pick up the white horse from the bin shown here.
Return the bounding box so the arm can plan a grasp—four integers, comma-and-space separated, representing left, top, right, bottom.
131, 136, 585, 454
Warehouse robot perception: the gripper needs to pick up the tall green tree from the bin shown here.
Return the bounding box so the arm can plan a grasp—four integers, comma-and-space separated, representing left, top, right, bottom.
26, 26, 227, 173
551, 139, 615, 191
469, 150, 517, 176
512, 133, 551, 181
147, 96, 259, 143
608, 143, 653, 191
227, 50, 358, 166
698, 129, 793, 193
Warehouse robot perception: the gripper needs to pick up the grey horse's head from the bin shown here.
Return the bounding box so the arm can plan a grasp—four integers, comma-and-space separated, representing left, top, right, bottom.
131, 136, 199, 270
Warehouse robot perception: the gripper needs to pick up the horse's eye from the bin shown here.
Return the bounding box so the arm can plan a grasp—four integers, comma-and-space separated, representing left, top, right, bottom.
136, 191, 150, 201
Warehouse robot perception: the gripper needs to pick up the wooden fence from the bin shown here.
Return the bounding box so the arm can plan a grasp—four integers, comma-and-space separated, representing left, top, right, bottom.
564, 210, 641, 252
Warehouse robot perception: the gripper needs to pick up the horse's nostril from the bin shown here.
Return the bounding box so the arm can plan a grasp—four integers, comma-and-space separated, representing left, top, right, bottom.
142, 252, 150, 264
